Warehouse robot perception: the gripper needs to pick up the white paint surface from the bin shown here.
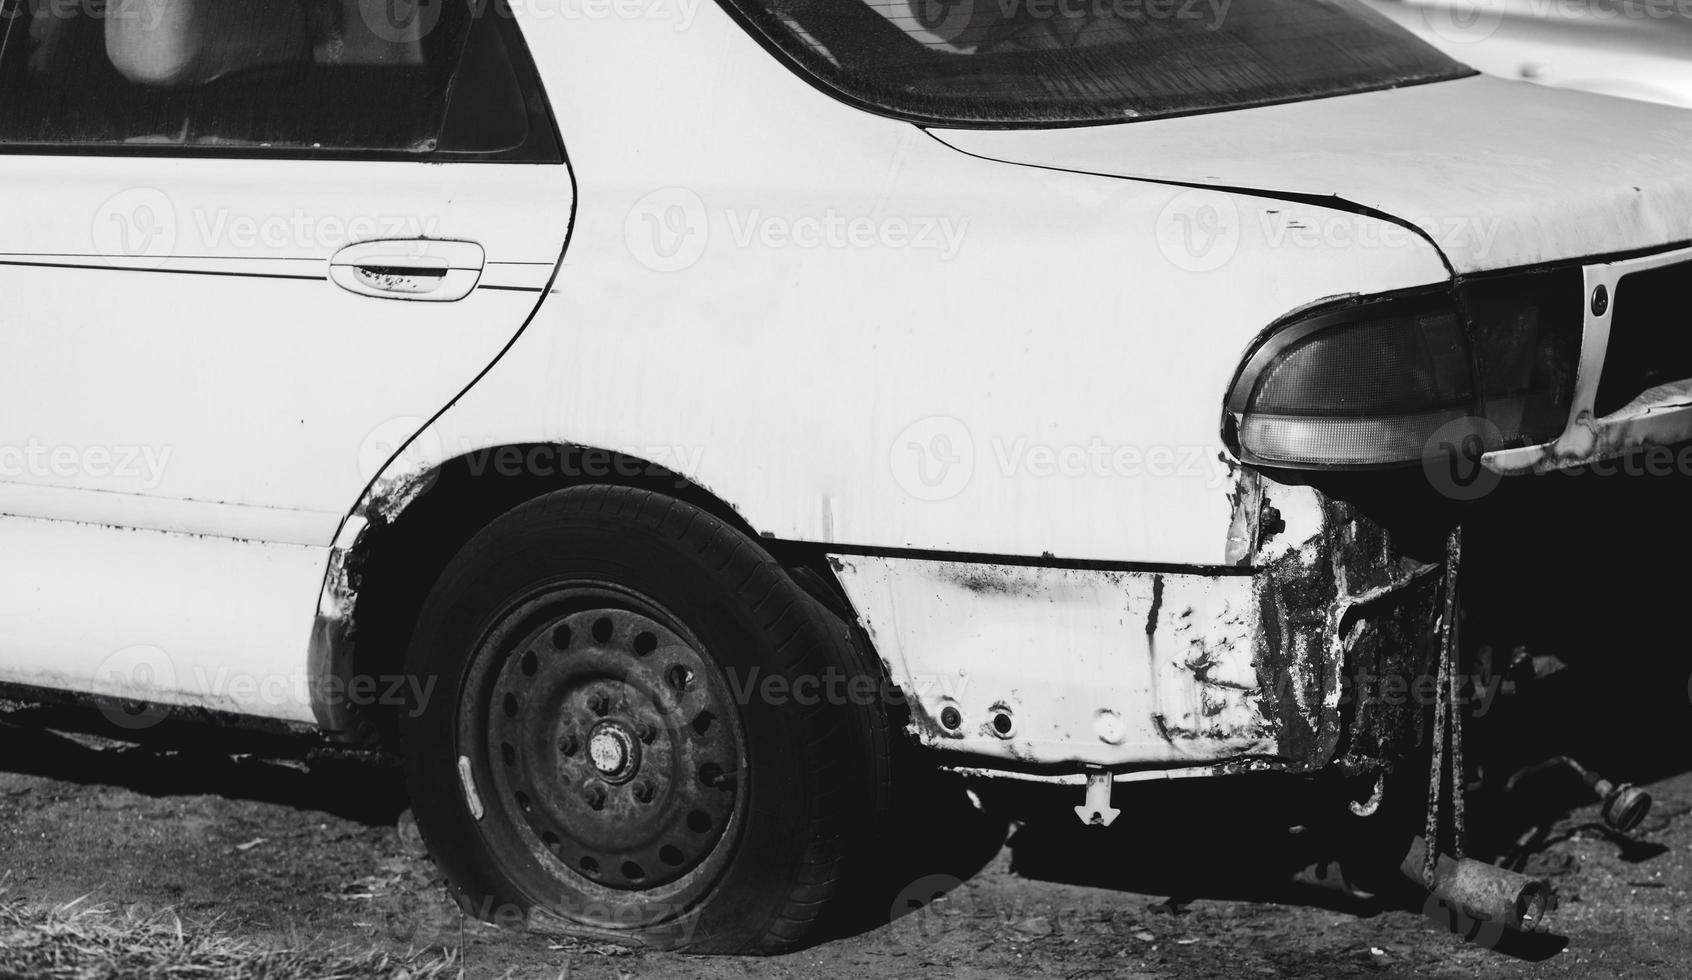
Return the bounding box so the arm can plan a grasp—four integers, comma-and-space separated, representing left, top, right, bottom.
935, 75, 1692, 273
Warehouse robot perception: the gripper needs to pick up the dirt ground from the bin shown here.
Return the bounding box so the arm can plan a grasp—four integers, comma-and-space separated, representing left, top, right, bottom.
3, 697, 1691, 980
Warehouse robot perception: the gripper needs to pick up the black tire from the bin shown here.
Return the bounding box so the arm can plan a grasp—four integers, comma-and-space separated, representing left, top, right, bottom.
400, 485, 890, 953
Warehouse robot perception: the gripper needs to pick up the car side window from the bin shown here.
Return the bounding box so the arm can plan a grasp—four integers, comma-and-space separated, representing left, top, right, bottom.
0, 0, 530, 155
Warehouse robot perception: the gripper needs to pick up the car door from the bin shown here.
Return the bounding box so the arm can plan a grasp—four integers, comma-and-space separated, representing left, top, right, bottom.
0, 0, 572, 720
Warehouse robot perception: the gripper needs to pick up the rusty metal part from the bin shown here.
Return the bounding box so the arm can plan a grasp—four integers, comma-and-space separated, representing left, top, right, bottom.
1252, 484, 1444, 775
1601, 784, 1653, 834
1423, 525, 1466, 886
1401, 836, 1553, 935
1348, 773, 1386, 818
1506, 756, 1653, 835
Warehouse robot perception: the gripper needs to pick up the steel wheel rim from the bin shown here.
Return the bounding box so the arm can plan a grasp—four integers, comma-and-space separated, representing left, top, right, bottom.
460, 583, 748, 917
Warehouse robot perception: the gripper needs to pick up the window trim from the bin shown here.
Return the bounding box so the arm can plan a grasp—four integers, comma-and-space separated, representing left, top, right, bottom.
0, 1, 563, 163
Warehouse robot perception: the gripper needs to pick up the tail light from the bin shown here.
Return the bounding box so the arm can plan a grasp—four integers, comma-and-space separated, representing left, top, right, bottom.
1223, 270, 1583, 469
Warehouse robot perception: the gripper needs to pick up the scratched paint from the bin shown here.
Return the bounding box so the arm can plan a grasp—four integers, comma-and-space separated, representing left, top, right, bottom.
829, 471, 1442, 774
830, 555, 1278, 770
1488, 380, 1692, 475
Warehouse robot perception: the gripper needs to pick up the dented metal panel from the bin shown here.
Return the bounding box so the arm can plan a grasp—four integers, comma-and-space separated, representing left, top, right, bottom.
830, 555, 1274, 768
1486, 380, 1692, 476
306, 513, 371, 733
1487, 243, 1692, 476
831, 474, 1442, 774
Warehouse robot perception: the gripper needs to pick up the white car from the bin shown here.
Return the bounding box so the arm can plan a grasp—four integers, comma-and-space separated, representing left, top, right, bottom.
1363, 0, 1692, 107
2, 0, 1690, 954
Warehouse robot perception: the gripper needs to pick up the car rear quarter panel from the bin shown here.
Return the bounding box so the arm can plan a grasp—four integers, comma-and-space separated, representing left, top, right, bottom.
368, 2, 1453, 568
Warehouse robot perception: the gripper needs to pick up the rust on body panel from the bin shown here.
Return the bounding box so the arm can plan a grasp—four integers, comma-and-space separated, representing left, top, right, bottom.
831, 469, 1446, 776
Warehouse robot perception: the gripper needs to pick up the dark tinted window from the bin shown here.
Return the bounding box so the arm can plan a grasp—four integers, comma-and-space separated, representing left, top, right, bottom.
0, 0, 481, 151
725, 0, 1472, 126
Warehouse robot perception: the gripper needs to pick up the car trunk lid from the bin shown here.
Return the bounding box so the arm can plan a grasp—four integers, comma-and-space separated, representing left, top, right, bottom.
931, 74, 1692, 275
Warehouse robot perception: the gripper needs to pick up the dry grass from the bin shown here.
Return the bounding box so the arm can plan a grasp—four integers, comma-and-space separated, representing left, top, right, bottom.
0, 893, 458, 980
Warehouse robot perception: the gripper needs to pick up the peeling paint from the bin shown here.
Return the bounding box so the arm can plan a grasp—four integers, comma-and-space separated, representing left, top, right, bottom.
830, 554, 1278, 770
828, 474, 1443, 777
1487, 379, 1692, 475
305, 513, 372, 736
1223, 455, 1260, 566
366, 466, 438, 526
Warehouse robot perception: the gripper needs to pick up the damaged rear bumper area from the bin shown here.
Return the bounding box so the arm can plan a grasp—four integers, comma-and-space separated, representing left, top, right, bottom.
830, 473, 1446, 781
1485, 244, 1692, 477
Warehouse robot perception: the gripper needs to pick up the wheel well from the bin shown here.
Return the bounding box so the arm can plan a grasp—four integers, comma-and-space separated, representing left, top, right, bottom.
332, 444, 858, 748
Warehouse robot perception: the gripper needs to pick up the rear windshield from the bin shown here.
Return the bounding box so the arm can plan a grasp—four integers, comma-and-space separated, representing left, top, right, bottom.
723, 0, 1472, 126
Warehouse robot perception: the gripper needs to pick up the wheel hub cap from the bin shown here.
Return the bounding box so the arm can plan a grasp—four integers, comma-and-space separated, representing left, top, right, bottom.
587, 721, 639, 783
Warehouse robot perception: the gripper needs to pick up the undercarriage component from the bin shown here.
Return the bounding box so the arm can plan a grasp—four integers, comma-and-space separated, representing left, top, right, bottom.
1505, 756, 1653, 834
1347, 774, 1386, 818
1601, 783, 1653, 834
1422, 526, 1467, 884
1074, 769, 1120, 827
1401, 836, 1553, 935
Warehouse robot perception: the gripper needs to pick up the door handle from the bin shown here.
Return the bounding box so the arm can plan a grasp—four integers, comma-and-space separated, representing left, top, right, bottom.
329, 239, 485, 302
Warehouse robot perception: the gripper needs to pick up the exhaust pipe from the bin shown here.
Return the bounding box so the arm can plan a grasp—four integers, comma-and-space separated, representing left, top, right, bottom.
1400, 837, 1553, 934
